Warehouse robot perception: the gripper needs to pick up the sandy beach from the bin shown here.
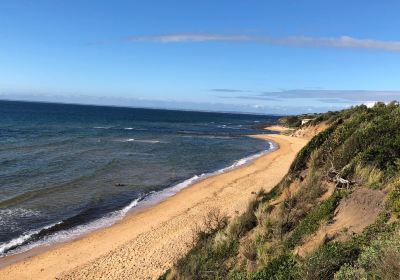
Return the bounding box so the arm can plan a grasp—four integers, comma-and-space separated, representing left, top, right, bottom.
0, 130, 308, 280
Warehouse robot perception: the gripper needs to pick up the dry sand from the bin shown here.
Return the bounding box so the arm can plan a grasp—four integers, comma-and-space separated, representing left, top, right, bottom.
0, 132, 308, 280
264, 125, 294, 133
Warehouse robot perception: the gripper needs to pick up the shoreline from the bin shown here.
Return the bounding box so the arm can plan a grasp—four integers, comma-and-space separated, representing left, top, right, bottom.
0, 130, 308, 279
0, 135, 276, 265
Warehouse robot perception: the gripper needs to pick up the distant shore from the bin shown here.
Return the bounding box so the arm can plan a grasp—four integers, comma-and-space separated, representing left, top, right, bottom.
0, 126, 308, 280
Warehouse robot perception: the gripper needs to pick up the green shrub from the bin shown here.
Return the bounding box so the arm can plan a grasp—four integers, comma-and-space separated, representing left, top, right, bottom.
289, 123, 337, 173
309, 111, 340, 126
280, 116, 302, 128
333, 263, 363, 280
295, 169, 324, 205
260, 177, 289, 204
228, 270, 249, 280
285, 192, 343, 249
173, 234, 238, 279
387, 179, 400, 215
353, 163, 383, 189
228, 200, 258, 239
166, 209, 233, 279
242, 239, 258, 262
251, 253, 299, 280
334, 227, 400, 280
300, 241, 360, 280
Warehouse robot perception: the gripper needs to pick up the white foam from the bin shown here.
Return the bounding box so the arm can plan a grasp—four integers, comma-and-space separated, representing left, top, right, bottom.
0, 197, 141, 257
0, 221, 61, 255
134, 140, 160, 144
121, 138, 160, 144
93, 126, 112, 129
124, 127, 134, 130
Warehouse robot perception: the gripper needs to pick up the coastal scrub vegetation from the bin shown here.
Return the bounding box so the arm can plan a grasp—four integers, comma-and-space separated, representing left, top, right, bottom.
161, 102, 400, 280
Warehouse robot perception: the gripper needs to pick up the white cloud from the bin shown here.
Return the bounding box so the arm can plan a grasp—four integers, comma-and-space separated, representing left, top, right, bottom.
265, 36, 400, 52
228, 89, 400, 103
128, 33, 250, 43
127, 33, 400, 52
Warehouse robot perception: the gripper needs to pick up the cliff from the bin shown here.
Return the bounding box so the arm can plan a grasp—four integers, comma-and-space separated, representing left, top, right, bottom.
162, 102, 400, 280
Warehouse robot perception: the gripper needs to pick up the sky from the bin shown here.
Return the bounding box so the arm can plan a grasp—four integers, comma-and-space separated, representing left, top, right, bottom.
1, 1, 400, 114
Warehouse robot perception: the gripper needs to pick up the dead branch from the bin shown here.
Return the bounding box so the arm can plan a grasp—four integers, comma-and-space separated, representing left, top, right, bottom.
325, 160, 356, 189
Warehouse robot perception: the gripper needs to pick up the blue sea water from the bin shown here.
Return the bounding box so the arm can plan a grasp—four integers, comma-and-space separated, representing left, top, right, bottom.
0, 100, 278, 256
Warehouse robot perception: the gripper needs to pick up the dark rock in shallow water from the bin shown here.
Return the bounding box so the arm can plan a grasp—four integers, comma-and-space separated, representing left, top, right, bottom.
114, 183, 126, 187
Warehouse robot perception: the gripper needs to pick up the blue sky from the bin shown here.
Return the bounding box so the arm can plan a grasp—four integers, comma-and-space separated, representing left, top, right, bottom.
1, 1, 400, 114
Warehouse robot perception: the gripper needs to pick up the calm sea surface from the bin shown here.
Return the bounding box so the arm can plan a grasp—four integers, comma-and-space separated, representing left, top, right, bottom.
0, 100, 278, 256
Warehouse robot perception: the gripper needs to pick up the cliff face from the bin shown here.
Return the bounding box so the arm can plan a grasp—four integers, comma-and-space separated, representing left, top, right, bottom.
162, 102, 400, 280
290, 121, 329, 139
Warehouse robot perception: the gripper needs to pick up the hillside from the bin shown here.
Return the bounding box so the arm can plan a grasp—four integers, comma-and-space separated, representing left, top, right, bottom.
161, 102, 400, 280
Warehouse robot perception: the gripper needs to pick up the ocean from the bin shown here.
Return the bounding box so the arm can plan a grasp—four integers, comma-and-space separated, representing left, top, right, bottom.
0, 100, 278, 256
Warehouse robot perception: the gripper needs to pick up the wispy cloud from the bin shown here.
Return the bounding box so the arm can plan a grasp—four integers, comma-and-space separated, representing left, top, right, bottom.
260, 89, 400, 102
210, 88, 252, 93
127, 33, 250, 43
217, 95, 277, 101
126, 33, 400, 52
223, 89, 400, 103
317, 98, 359, 104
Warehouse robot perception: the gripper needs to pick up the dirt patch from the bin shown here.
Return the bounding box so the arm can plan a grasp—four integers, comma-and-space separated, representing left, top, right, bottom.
318, 182, 336, 202
329, 187, 385, 235
295, 187, 385, 257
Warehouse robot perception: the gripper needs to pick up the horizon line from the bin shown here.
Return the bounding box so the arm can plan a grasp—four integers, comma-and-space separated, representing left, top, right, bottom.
0, 98, 286, 117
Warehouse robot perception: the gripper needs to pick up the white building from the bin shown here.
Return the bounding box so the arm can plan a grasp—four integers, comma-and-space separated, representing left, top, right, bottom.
301, 118, 314, 125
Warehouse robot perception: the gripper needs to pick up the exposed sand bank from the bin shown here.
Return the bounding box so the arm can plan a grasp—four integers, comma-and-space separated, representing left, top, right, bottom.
264, 125, 294, 133
0, 132, 308, 280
